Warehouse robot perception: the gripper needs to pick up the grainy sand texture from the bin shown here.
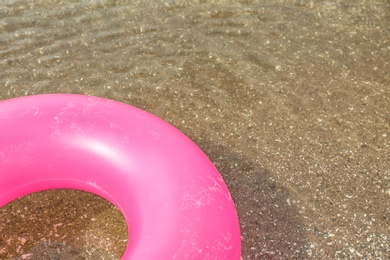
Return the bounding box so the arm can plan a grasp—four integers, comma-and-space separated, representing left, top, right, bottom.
1, 0, 389, 259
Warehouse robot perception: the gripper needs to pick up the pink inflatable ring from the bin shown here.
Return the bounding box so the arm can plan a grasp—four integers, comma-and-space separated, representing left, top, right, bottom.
0, 94, 241, 259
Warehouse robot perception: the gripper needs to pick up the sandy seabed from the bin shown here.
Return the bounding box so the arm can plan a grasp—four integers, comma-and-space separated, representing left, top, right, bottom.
1, 0, 389, 259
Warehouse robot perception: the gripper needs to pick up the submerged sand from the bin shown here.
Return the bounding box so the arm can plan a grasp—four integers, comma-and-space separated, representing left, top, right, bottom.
1, 0, 389, 259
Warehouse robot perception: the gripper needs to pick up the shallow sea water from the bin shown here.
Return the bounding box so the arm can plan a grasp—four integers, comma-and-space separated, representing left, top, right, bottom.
1, 0, 389, 259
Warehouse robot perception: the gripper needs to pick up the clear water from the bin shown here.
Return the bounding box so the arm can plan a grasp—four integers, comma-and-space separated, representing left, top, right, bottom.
1, 0, 389, 259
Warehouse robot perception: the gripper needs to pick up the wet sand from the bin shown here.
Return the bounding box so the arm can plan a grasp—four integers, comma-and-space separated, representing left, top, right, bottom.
1, 0, 389, 259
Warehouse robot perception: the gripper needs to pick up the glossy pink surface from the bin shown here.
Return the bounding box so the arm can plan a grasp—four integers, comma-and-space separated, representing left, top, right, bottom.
0, 94, 241, 259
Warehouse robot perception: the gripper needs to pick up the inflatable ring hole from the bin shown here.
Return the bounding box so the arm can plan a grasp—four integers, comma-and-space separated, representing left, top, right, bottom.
0, 189, 128, 259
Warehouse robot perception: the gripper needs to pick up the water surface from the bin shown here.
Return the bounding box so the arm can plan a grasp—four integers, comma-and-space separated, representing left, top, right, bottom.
1, 0, 389, 259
